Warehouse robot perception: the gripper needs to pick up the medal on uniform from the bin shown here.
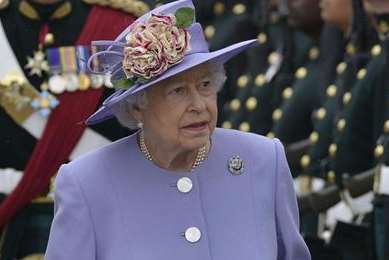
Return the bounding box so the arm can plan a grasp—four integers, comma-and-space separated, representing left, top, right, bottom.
78, 73, 91, 90
46, 45, 93, 94
48, 74, 66, 94
64, 73, 79, 92
31, 90, 59, 117
25, 49, 50, 77
90, 74, 104, 88
76, 46, 91, 90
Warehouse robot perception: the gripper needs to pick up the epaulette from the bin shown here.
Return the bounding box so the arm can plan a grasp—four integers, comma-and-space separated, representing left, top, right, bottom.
0, 0, 10, 10
82, 0, 150, 17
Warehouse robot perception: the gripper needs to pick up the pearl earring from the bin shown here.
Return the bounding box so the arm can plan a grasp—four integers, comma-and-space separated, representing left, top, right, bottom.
137, 122, 143, 129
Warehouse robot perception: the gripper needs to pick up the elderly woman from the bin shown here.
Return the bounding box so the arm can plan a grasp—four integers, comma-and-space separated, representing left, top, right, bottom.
45, 0, 310, 259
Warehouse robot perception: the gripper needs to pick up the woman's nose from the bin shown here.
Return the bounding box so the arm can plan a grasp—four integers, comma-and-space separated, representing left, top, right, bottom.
188, 88, 206, 112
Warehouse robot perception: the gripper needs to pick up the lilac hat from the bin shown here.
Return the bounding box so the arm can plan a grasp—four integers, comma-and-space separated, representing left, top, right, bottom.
86, 0, 257, 125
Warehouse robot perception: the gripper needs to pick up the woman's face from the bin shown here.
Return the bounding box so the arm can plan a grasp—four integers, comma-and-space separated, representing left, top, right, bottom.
320, 0, 353, 31
134, 64, 219, 152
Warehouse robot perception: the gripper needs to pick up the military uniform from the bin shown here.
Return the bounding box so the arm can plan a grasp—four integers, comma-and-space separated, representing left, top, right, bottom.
371, 13, 389, 260
221, 9, 316, 136
330, 41, 383, 184
301, 36, 375, 181
220, 10, 288, 133
326, 42, 387, 259
270, 41, 321, 145
300, 3, 384, 258
288, 1, 380, 256
0, 0, 147, 258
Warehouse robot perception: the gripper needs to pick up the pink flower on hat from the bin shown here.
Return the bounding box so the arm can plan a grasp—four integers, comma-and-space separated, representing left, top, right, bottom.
123, 10, 192, 80
147, 14, 191, 64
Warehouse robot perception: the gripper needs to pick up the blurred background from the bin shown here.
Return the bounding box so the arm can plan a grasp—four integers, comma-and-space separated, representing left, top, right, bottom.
0, 0, 389, 259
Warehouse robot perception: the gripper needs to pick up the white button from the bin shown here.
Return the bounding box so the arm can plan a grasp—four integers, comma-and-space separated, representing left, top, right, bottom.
184, 227, 201, 243
177, 177, 193, 193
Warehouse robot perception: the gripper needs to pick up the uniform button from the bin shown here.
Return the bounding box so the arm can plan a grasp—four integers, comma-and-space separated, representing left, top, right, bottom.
357, 68, 367, 80
329, 143, 337, 157
343, 92, 352, 105
237, 74, 249, 88
337, 119, 346, 132
371, 44, 382, 57
246, 97, 258, 111
255, 74, 265, 87
229, 99, 241, 111
185, 227, 201, 243
300, 155, 311, 168
346, 43, 356, 55
375, 145, 384, 158
309, 47, 320, 60
266, 132, 275, 138
326, 84, 337, 97
232, 3, 246, 15
257, 32, 267, 44
222, 121, 232, 129
239, 122, 250, 132
204, 25, 215, 39
295, 67, 307, 79
177, 177, 193, 193
316, 107, 327, 120
309, 131, 319, 144
272, 109, 283, 121
282, 87, 293, 99
336, 62, 347, 75
268, 52, 281, 65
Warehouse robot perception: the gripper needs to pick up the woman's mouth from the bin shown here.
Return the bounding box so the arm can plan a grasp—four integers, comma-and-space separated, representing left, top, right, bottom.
182, 121, 208, 132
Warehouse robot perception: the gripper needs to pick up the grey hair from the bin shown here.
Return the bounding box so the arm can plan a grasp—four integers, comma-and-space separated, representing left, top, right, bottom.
111, 62, 227, 130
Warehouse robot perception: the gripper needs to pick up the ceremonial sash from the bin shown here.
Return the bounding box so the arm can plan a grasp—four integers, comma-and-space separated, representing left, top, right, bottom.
0, 6, 136, 227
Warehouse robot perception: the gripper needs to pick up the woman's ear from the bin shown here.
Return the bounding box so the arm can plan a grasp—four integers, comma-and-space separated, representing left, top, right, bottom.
130, 104, 143, 123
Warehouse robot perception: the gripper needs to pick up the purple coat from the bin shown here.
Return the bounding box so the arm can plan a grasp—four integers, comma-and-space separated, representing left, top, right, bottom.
45, 128, 311, 260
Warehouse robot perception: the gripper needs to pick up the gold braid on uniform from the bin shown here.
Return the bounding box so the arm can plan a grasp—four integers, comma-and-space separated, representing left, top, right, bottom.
18, 0, 72, 20
82, 0, 150, 17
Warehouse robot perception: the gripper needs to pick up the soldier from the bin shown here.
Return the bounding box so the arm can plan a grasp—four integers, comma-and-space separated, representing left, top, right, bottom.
301, 0, 377, 183
298, 0, 384, 258
0, 0, 149, 258
361, 1, 389, 259
221, 0, 318, 136
220, 0, 287, 133
267, 0, 323, 148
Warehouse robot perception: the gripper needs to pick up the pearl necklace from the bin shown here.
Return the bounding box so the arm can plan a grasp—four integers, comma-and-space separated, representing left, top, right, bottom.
138, 131, 208, 171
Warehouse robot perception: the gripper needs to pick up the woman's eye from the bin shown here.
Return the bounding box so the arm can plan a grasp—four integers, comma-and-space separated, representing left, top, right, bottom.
170, 87, 185, 94
200, 80, 211, 88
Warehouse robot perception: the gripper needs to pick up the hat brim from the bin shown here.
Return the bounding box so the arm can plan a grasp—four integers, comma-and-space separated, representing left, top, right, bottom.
86, 39, 257, 125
